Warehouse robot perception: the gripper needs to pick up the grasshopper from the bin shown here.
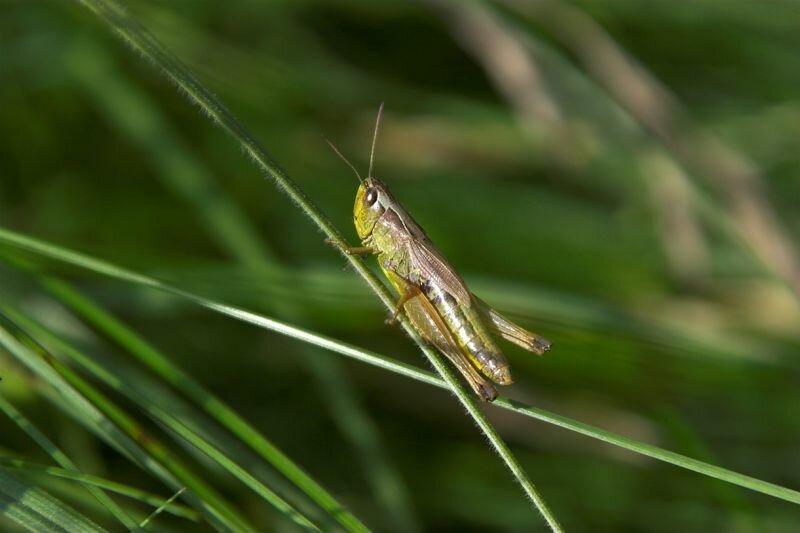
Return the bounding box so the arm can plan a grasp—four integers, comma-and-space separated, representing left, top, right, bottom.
328, 104, 550, 401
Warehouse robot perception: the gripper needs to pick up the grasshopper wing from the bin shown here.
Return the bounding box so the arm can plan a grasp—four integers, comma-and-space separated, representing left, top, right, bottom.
407, 239, 471, 306
386, 203, 471, 306
473, 295, 551, 355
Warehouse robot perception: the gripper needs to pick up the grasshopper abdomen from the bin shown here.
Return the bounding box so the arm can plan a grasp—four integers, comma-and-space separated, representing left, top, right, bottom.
421, 282, 512, 385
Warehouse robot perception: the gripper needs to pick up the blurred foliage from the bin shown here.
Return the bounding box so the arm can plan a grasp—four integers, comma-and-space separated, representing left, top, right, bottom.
1, 0, 800, 531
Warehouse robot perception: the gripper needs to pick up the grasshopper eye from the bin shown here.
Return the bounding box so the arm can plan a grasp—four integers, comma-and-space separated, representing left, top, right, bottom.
365, 189, 378, 206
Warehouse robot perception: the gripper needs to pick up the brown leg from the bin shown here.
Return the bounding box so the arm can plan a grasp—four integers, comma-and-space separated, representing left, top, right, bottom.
385, 291, 413, 325
383, 271, 498, 401
472, 294, 551, 355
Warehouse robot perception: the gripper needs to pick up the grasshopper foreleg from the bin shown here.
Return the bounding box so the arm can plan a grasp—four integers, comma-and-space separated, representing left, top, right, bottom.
325, 238, 378, 256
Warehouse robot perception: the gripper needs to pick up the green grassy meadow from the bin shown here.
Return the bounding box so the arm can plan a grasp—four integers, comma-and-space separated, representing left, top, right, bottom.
1, 1, 800, 531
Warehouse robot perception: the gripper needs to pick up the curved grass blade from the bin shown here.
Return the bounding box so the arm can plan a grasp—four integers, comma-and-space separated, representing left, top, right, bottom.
0, 395, 139, 531
36, 278, 367, 533
22, 320, 322, 532
2, 228, 800, 508
654, 406, 761, 530
0, 311, 321, 533
0, 467, 106, 533
0, 313, 255, 532
0, 458, 198, 522
139, 487, 186, 529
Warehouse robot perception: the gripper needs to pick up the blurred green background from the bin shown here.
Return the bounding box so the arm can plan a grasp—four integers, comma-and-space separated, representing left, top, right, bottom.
2, 0, 800, 531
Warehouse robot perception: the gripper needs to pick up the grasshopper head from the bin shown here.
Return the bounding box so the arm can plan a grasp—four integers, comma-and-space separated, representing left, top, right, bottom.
346, 103, 391, 241
353, 177, 388, 240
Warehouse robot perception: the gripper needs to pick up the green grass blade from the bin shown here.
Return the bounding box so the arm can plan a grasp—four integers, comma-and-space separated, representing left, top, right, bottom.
66, 36, 277, 273
139, 488, 186, 529
2, 227, 800, 508
74, 0, 339, 243
35, 276, 369, 533
301, 351, 420, 533
0, 467, 106, 533
3, 308, 322, 532
494, 398, 800, 506
0, 395, 138, 531
0, 314, 255, 532
654, 406, 761, 531
9, 312, 321, 532
0, 458, 198, 522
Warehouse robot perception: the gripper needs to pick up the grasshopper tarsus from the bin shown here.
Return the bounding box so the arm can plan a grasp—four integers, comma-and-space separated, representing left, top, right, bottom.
479, 383, 498, 402
384, 311, 405, 327
533, 337, 552, 354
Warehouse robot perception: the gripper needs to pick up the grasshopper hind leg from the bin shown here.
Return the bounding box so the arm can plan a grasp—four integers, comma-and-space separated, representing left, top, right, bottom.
385, 291, 413, 326
473, 295, 551, 355
386, 273, 497, 401
406, 294, 498, 402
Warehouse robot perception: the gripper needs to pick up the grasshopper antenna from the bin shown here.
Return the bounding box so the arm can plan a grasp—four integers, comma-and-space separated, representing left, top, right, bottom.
368, 102, 384, 179
325, 138, 362, 183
